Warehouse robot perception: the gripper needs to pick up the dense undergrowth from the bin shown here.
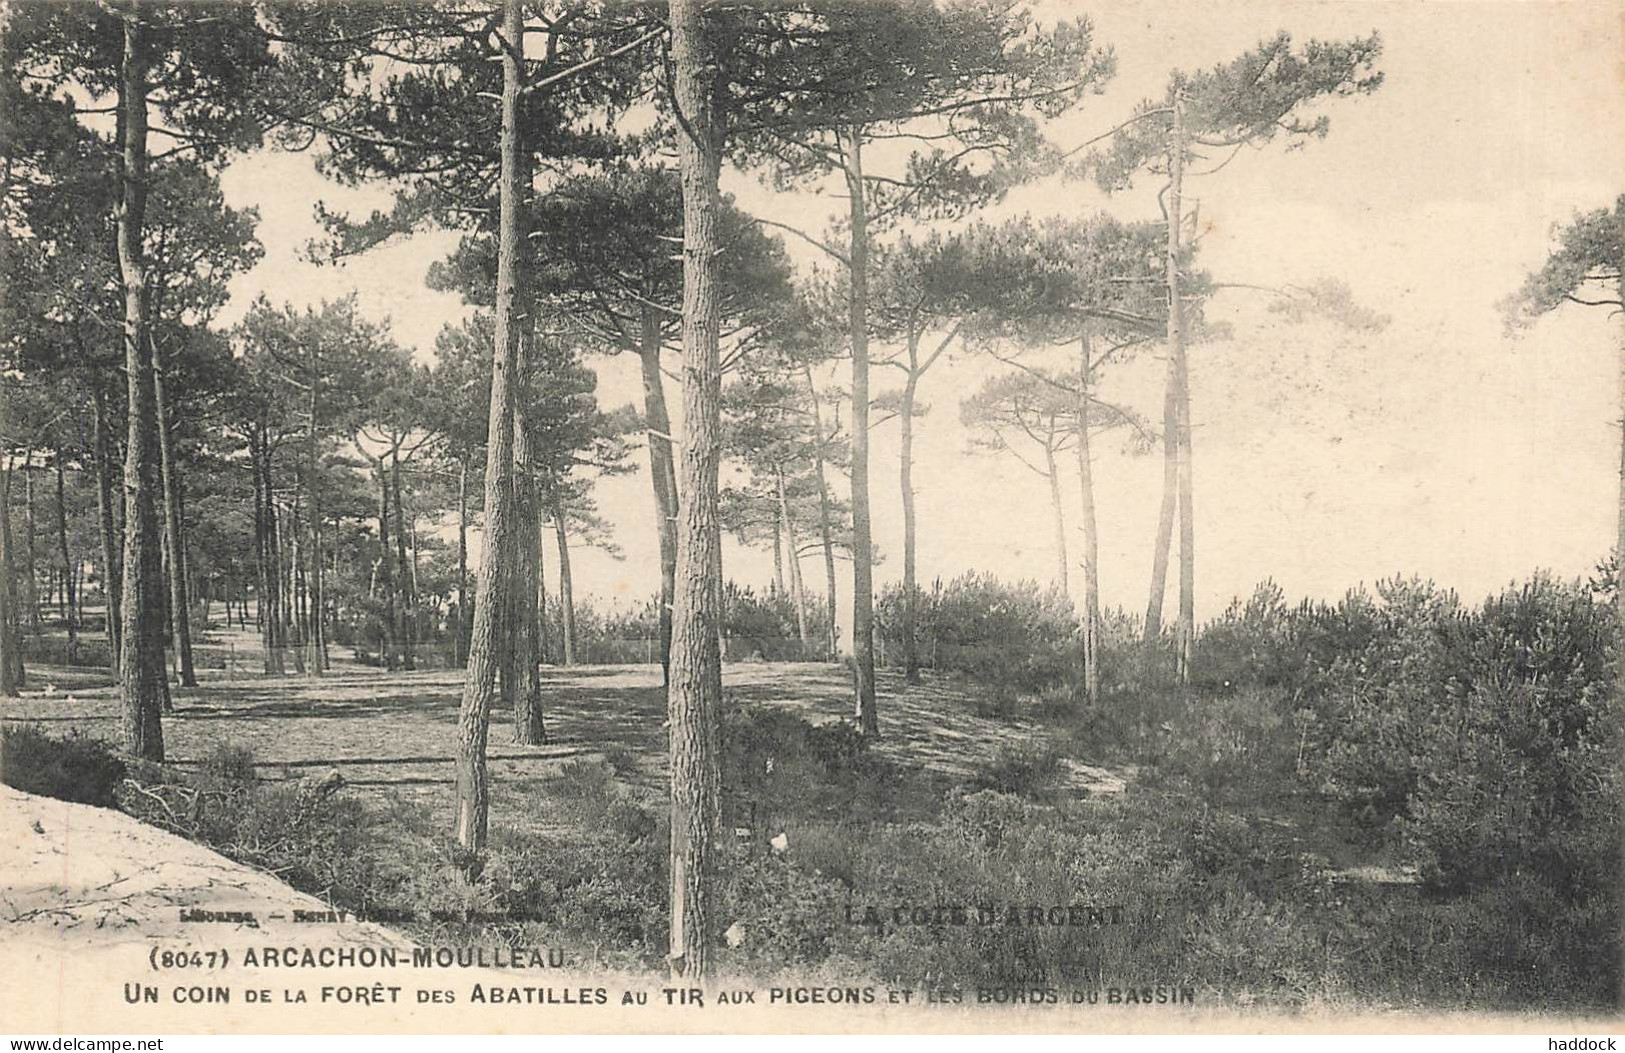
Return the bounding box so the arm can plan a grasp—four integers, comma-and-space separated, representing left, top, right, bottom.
5, 567, 1618, 1012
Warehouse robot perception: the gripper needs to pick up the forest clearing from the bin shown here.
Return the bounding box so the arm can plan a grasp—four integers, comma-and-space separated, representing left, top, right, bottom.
1, 624, 1125, 821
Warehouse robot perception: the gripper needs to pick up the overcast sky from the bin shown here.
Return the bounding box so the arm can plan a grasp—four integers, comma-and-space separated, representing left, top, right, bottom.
218, 0, 1625, 631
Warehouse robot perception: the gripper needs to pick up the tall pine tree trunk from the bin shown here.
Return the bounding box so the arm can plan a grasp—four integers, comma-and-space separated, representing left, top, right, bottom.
1167, 91, 1195, 685
115, 10, 169, 757
410, 523, 420, 620
804, 363, 839, 661
305, 342, 326, 673
374, 457, 396, 670
639, 308, 679, 682
789, 536, 810, 656
771, 508, 785, 595
286, 500, 305, 674
1044, 440, 1068, 593
392, 450, 414, 671
91, 386, 121, 673
1145, 361, 1177, 640
153, 345, 194, 686
22, 453, 37, 634
255, 430, 285, 675
843, 127, 879, 736
900, 365, 920, 685
1076, 329, 1102, 703
251, 431, 268, 656
666, 0, 724, 979
280, 502, 300, 673
6, 464, 23, 691
1175, 352, 1195, 682
553, 499, 576, 668
535, 509, 548, 664
272, 481, 289, 670
456, 457, 469, 665
511, 402, 545, 745
452, 0, 523, 854
0, 462, 18, 697
54, 451, 78, 663
498, 536, 515, 714
712, 523, 726, 664
777, 467, 810, 656
510, 495, 545, 740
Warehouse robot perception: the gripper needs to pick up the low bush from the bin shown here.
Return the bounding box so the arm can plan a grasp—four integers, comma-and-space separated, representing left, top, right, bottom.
877, 573, 1079, 696
115, 738, 673, 970
19, 635, 114, 669
564, 586, 836, 665
970, 741, 1065, 800
600, 744, 641, 778
1, 723, 125, 807
721, 706, 925, 835
476, 809, 669, 970
196, 742, 258, 790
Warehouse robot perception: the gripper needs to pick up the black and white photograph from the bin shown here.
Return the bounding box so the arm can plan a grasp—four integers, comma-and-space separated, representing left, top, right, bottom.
0, 0, 1620, 1036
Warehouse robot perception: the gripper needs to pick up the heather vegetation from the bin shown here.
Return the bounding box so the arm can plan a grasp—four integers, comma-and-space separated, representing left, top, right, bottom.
8, 562, 1616, 1009
1, 0, 1618, 1015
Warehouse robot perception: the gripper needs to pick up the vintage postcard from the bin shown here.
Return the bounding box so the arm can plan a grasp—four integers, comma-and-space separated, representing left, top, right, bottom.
1, 0, 1621, 1036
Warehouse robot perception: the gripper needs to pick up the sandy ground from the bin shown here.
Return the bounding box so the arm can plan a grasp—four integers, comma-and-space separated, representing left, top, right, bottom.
0, 782, 422, 1031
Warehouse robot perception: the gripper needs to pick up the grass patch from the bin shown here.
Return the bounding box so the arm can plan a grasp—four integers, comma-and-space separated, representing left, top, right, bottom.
971, 740, 1065, 800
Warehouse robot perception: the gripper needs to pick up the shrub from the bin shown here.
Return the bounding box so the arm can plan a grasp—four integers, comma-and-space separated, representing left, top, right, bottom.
1295, 575, 1618, 869
120, 751, 401, 911
716, 845, 855, 971
1352, 871, 1620, 1009
721, 583, 800, 657
479, 805, 669, 970
877, 572, 1079, 695
719, 705, 957, 893
1398, 576, 1617, 899
196, 743, 258, 791
1190, 580, 1296, 692
1094, 606, 1177, 699
721, 706, 899, 832
1152, 687, 1297, 801
551, 757, 617, 800
1, 724, 125, 807
819, 791, 1201, 993
1308, 579, 1469, 823
19, 635, 114, 669
562, 586, 835, 664
544, 758, 625, 830
971, 741, 1065, 800
600, 745, 640, 778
